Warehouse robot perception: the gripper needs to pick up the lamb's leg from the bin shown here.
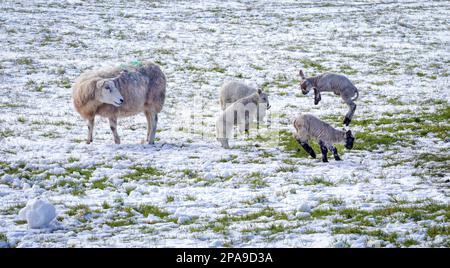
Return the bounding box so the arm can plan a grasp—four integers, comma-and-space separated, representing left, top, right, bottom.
108, 117, 120, 144
330, 145, 341, 161
314, 88, 321, 105
145, 111, 156, 144
87, 117, 94, 144
344, 99, 356, 126
296, 139, 316, 159
319, 140, 328, 162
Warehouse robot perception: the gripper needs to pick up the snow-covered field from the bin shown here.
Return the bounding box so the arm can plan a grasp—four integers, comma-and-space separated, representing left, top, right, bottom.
0, 0, 449, 248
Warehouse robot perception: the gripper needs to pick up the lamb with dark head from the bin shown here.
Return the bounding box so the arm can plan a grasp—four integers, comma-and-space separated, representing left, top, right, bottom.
299, 70, 359, 126
293, 114, 354, 162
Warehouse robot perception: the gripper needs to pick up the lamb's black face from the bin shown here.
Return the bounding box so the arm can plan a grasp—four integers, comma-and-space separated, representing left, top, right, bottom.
300, 80, 311, 95
345, 130, 355, 149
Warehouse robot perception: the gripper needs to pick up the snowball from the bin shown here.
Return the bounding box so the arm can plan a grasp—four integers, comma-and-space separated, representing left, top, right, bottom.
18, 199, 56, 229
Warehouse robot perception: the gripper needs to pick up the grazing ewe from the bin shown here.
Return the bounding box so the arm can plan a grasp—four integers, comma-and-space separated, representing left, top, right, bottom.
219, 81, 269, 129
299, 70, 359, 126
293, 114, 355, 162
216, 89, 270, 149
72, 61, 166, 144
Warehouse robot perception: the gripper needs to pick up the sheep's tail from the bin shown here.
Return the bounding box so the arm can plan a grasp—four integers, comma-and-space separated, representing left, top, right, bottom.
352, 88, 359, 101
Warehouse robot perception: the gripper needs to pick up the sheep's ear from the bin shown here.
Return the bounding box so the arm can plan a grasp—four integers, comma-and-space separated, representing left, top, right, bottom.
346, 130, 353, 137
299, 70, 306, 79
257, 88, 262, 95
96, 79, 105, 89
119, 70, 128, 78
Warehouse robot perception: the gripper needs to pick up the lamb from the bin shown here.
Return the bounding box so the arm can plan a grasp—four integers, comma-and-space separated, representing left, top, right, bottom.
219, 81, 269, 123
299, 70, 359, 126
72, 61, 166, 144
216, 89, 270, 149
293, 114, 355, 162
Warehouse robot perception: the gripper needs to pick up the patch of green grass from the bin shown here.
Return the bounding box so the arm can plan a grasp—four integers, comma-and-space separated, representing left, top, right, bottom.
403, 239, 419, 247
259, 151, 274, 158
310, 209, 335, 218
123, 166, 163, 181
14, 220, 27, 225
0, 203, 26, 215
68, 157, 79, 163
16, 57, 33, 65
209, 66, 226, 73
0, 129, 15, 138
353, 131, 400, 151
275, 165, 297, 173
102, 201, 111, 210
304, 176, 335, 186
186, 195, 196, 201
67, 204, 91, 222
106, 219, 134, 227
339, 65, 357, 75
136, 204, 170, 218
300, 58, 328, 72
0, 233, 7, 242
65, 166, 95, 180
427, 225, 450, 238
166, 195, 175, 203
92, 178, 109, 190
371, 80, 393, 86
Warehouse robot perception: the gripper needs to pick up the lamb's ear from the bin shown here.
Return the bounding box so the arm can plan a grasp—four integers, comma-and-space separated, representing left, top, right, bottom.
257, 88, 262, 95
299, 70, 306, 79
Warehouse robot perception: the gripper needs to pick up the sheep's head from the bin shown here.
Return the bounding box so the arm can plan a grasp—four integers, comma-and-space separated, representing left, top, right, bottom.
345, 130, 355, 149
299, 70, 312, 95
96, 78, 124, 107
257, 89, 270, 110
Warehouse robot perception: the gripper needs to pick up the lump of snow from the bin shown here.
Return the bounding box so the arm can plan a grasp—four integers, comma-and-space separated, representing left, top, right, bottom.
177, 215, 192, 225
298, 202, 311, 212
146, 215, 161, 223
18, 199, 56, 229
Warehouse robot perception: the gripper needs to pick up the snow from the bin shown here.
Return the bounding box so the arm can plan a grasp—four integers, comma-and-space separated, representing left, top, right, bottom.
18, 199, 56, 229
0, 0, 448, 248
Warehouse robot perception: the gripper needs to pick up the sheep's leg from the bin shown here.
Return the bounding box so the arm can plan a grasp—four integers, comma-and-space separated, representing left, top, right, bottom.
344, 99, 356, 126
314, 88, 321, 105
150, 113, 158, 144
87, 117, 94, 144
296, 139, 316, 159
218, 138, 230, 149
244, 110, 250, 137
108, 117, 120, 144
145, 111, 156, 144
330, 145, 341, 161
319, 140, 328, 162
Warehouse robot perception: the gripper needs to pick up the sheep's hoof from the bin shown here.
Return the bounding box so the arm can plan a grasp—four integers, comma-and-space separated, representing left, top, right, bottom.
322, 158, 328, 163
335, 157, 342, 161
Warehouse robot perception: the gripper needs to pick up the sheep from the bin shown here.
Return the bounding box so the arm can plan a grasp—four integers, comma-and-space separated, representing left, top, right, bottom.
219, 81, 268, 124
299, 70, 359, 126
72, 61, 166, 144
293, 114, 355, 162
216, 89, 270, 149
